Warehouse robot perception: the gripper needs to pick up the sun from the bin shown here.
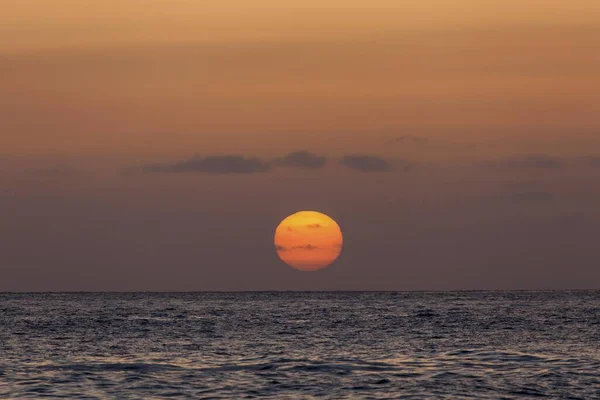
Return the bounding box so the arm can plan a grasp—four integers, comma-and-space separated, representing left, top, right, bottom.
274, 211, 343, 271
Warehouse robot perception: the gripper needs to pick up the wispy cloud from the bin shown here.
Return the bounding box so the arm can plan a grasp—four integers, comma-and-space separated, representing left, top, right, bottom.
292, 244, 319, 250
276, 244, 320, 251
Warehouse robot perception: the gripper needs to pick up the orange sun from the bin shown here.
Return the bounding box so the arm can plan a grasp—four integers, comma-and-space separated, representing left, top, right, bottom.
274, 211, 343, 271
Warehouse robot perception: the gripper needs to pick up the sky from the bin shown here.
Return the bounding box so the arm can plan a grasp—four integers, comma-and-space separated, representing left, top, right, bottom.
1, 0, 600, 291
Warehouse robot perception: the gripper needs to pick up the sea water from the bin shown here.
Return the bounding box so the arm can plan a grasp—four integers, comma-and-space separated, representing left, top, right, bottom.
1, 292, 599, 399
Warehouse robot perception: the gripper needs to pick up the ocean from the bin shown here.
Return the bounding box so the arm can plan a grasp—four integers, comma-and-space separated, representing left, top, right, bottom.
1, 292, 599, 399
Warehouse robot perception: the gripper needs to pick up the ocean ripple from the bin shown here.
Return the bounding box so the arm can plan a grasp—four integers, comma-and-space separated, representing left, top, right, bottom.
1, 291, 599, 398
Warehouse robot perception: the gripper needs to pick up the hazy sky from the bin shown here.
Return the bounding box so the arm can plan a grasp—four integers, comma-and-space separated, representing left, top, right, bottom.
1, 1, 600, 290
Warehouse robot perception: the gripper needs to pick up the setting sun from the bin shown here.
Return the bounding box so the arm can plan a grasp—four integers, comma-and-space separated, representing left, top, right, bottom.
274, 211, 343, 271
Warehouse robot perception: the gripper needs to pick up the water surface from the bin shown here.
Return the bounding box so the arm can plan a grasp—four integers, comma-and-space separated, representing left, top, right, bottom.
1, 292, 599, 398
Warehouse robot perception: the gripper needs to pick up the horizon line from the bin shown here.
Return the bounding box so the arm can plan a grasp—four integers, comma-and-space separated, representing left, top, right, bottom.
1, 289, 598, 294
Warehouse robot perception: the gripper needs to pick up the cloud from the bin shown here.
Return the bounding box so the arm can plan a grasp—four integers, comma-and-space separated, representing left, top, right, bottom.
339, 155, 392, 172
144, 155, 271, 174
292, 244, 319, 250
306, 223, 322, 229
482, 154, 563, 169
274, 151, 327, 169
276, 244, 319, 251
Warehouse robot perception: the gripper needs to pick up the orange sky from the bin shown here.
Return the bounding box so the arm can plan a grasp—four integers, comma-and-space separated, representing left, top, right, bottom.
1, 0, 600, 158
2, 1, 600, 290
0, 0, 600, 51
3, 1, 600, 52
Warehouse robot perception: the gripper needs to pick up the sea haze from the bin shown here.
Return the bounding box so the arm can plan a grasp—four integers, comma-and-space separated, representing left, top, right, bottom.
1, 292, 599, 399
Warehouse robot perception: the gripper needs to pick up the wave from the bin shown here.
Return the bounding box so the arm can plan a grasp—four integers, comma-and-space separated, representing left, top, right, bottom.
21, 350, 600, 376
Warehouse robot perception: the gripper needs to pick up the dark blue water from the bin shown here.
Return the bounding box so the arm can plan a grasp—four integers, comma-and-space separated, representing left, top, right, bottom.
1, 292, 599, 399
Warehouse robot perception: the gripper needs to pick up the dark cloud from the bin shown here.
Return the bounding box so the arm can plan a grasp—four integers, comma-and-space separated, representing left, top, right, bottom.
482, 154, 563, 169
277, 244, 319, 251
339, 155, 392, 172
274, 151, 327, 169
306, 223, 322, 229
144, 155, 271, 174
292, 244, 319, 250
